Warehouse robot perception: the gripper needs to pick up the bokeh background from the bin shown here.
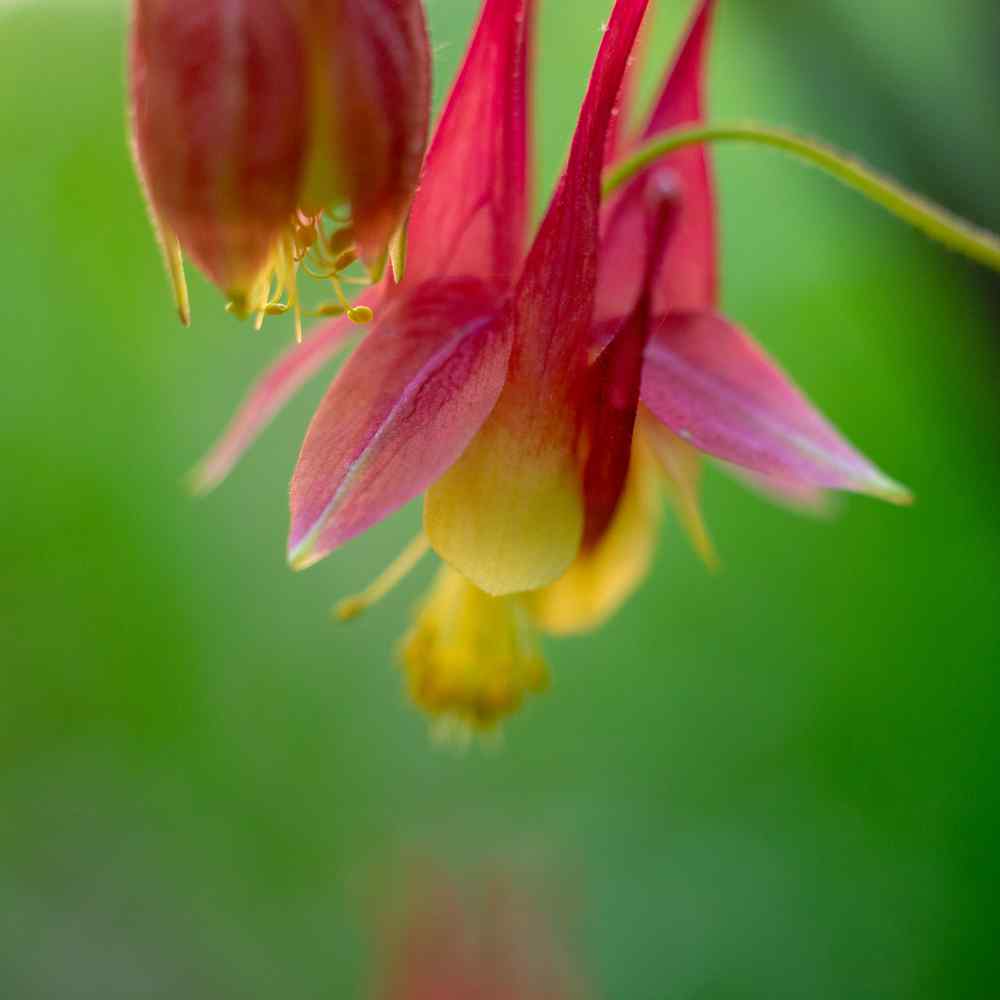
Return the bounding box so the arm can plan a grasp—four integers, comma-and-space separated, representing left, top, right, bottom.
3, 0, 999, 996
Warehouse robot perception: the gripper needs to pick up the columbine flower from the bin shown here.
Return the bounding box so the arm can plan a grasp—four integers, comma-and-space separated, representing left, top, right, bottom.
191, 0, 909, 732
195, 0, 645, 728
128, 0, 431, 329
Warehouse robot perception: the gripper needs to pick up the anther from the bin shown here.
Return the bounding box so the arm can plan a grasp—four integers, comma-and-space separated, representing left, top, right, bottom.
307, 302, 347, 318
333, 248, 359, 272
348, 306, 374, 325
327, 226, 356, 256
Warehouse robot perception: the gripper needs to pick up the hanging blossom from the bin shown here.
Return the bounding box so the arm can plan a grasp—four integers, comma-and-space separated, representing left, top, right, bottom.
190, 0, 915, 733
129, 0, 431, 334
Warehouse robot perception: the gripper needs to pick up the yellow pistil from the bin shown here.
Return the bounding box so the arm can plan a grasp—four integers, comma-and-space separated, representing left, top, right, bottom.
400, 567, 550, 731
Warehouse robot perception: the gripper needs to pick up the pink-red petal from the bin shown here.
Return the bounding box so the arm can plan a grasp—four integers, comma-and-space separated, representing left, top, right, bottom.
129, 0, 309, 296
325, 0, 432, 267
403, 0, 535, 288
425, 0, 652, 596
598, 0, 717, 322
640, 311, 911, 503
581, 179, 678, 547
726, 467, 832, 514
190, 289, 378, 493
288, 278, 509, 569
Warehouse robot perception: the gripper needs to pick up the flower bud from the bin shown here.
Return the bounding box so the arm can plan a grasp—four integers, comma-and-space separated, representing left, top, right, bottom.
128, 0, 430, 325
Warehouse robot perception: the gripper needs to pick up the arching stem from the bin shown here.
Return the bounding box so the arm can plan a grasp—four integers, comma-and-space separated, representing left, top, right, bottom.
603, 122, 1000, 274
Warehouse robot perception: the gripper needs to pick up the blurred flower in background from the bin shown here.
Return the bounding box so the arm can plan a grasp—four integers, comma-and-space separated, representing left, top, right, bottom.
372, 860, 588, 1000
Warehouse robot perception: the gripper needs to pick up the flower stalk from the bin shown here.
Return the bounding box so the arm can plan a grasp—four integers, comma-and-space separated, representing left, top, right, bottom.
604, 122, 1000, 273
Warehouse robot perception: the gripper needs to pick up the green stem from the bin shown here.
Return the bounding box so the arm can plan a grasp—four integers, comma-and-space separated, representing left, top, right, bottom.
603, 123, 1000, 274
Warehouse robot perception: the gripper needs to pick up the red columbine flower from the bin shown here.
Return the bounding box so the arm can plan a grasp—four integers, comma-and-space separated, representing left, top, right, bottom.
195, 0, 646, 728
190, 0, 908, 731
129, 0, 430, 328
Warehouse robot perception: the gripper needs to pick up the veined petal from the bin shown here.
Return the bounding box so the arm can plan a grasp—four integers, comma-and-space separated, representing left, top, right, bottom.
528, 435, 661, 636
724, 465, 832, 515
404, 0, 535, 288
190, 289, 378, 493
598, 0, 717, 321
130, 0, 309, 298
603, 9, 647, 162
325, 0, 432, 267
426, 0, 651, 596
641, 311, 912, 503
289, 278, 509, 569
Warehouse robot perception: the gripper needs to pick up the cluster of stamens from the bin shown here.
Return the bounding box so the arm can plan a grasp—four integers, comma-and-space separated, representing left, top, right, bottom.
226, 209, 376, 342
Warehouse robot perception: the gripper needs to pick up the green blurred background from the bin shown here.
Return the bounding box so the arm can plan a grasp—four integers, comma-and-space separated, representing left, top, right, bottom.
3, 0, 999, 996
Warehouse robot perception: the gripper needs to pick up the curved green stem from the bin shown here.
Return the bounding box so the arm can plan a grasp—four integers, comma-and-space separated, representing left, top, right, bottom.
603, 123, 1000, 274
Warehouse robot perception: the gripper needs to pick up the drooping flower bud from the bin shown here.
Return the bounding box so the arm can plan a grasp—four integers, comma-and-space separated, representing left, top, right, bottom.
128, 0, 430, 327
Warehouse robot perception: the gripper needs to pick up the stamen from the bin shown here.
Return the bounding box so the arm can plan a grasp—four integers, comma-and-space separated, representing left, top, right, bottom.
329, 272, 373, 325
400, 568, 550, 730
303, 261, 338, 280
335, 534, 431, 622
222, 212, 373, 340
305, 302, 347, 318
332, 247, 359, 272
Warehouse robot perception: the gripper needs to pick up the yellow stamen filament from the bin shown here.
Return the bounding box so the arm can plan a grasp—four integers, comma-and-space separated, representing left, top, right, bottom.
335, 534, 431, 622
327, 269, 372, 326
223, 214, 373, 341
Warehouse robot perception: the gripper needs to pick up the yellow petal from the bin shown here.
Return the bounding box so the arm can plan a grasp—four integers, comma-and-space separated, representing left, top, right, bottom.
527, 436, 662, 636
424, 387, 583, 596
640, 409, 718, 569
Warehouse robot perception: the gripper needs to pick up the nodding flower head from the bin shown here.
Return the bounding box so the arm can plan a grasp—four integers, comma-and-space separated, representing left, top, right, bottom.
128, 0, 430, 330
191, 0, 913, 734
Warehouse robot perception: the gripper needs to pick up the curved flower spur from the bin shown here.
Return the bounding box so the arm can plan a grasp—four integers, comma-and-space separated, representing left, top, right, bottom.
184, 0, 997, 735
